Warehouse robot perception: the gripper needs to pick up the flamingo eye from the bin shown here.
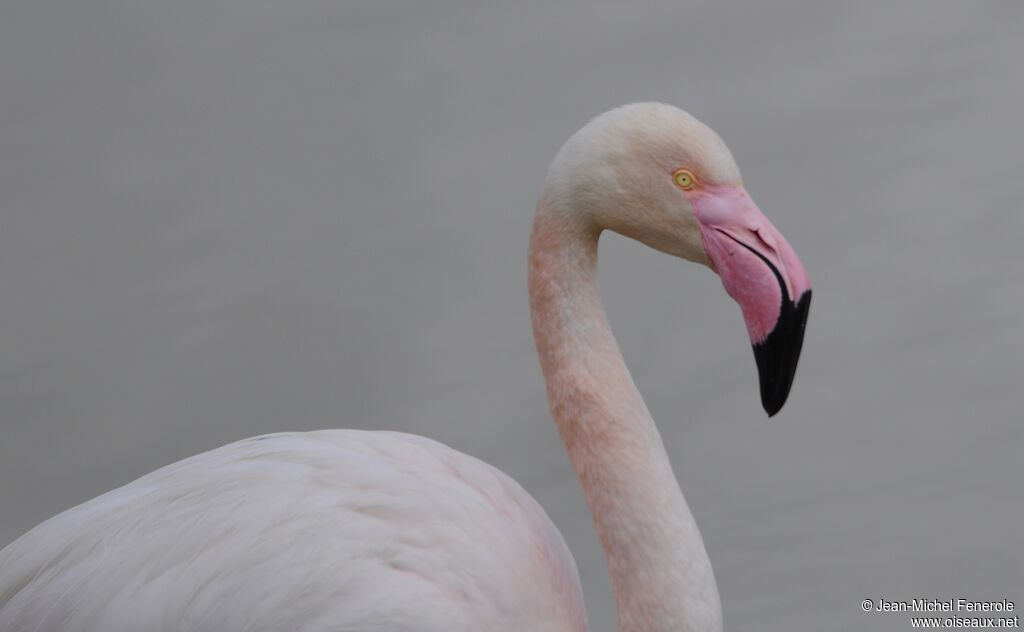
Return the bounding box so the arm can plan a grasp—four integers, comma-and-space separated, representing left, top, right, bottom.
673, 169, 696, 190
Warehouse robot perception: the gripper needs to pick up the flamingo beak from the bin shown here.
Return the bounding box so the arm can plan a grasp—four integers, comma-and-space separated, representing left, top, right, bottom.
690, 186, 812, 416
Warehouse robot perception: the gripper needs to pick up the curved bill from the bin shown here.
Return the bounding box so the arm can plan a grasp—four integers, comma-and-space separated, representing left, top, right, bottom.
691, 186, 812, 416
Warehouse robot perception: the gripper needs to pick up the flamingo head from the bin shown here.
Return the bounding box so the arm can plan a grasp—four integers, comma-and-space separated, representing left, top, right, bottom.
545, 102, 812, 416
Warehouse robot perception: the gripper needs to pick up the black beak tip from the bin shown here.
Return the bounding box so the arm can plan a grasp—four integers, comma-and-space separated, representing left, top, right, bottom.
764, 397, 785, 419
753, 290, 811, 417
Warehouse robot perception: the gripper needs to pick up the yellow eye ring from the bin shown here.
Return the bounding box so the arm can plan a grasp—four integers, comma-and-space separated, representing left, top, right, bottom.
673, 169, 697, 190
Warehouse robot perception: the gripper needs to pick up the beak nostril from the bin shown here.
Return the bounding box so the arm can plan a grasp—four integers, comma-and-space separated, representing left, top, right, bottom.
753, 228, 777, 252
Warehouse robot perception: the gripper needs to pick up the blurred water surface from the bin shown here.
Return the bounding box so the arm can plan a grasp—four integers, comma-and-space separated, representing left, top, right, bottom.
1, 2, 1021, 630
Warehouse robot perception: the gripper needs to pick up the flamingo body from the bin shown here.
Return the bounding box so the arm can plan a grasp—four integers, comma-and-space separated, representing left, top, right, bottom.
0, 431, 586, 632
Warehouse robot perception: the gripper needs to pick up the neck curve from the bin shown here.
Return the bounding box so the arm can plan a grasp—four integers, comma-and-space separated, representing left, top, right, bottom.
528, 194, 722, 632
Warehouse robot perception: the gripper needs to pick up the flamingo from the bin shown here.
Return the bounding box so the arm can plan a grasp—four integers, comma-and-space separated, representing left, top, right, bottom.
0, 103, 811, 632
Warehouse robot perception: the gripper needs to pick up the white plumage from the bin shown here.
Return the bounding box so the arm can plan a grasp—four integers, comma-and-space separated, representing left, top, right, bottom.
0, 431, 586, 632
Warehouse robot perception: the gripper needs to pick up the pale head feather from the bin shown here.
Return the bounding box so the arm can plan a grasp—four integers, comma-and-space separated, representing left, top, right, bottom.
541, 102, 742, 265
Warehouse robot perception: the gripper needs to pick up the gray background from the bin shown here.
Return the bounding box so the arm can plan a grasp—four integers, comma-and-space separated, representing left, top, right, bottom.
1, 1, 1021, 630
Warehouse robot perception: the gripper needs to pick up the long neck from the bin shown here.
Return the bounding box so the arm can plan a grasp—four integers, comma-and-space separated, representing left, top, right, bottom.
528, 196, 722, 632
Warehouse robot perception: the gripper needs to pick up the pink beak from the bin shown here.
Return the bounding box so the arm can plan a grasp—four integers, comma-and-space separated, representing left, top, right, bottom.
690, 185, 812, 416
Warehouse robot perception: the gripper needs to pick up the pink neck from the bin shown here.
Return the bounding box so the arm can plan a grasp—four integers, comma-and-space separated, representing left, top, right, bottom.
528, 198, 722, 632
